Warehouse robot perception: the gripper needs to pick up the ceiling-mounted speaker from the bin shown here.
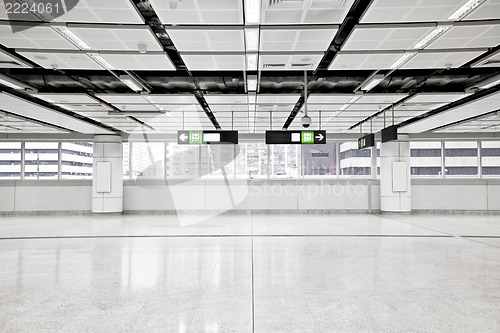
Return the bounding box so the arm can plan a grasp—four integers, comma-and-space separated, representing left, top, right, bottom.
167, 0, 181, 10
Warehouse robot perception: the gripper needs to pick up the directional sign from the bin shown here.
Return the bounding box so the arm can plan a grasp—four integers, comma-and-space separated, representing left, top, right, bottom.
177, 130, 238, 144
266, 130, 327, 144
381, 125, 398, 143
358, 133, 375, 149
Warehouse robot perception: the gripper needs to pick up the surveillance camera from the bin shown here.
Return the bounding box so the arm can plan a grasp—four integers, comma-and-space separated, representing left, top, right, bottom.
301, 115, 311, 128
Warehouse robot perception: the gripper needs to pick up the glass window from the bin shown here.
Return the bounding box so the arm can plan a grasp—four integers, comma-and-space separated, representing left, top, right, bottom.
444, 141, 478, 177
269, 145, 300, 178
25, 142, 59, 179
339, 142, 371, 176
242, 143, 268, 179
166, 143, 199, 179
60, 142, 93, 179
0, 142, 21, 179
410, 141, 442, 177
482, 141, 500, 177
302, 142, 335, 176
131, 142, 165, 179
204, 145, 235, 179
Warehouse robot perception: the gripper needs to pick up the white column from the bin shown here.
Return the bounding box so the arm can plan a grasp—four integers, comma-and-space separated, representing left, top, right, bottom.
380, 134, 411, 213
92, 135, 123, 213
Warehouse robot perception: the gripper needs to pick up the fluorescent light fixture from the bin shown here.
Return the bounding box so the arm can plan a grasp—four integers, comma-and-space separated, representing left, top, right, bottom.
119, 75, 143, 92
248, 92, 257, 105
87, 53, 115, 70
51, 25, 91, 50
247, 74, 258, 92
0, 73, 32, 90
359, 74, 385, 92
245, 0, 261, 24
141, 94, 156, 104
108, 111, 164, 115
245, 28, 259, 52
448, 0, 486, 20
413, 25, 452, 49
475, 74, 500, 90
389, 52, 417, 70
246, 53, 258, 71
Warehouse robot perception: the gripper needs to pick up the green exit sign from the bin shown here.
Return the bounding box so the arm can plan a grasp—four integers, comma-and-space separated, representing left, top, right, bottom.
189, 131, 202, 144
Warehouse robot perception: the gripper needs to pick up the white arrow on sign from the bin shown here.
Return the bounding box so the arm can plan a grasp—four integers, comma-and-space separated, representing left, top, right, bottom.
315, 133, 324, 141
179, 133, 188, 142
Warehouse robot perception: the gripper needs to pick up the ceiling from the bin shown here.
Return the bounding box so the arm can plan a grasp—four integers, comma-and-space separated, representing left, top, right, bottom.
0, 0, 499, 138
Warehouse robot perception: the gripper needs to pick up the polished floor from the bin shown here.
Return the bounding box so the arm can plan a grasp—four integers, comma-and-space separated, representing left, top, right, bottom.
0, 213, 499, 332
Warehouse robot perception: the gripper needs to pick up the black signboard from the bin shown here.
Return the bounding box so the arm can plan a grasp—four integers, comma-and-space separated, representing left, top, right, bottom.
381, 125, 398, 143
177, 130, 238, 144
266, 130, 326, 144
358, 133, 375, 149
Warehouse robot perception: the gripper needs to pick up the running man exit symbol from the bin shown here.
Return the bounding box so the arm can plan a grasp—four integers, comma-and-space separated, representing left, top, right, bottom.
302, 131, 314, 144
190, 131, 202, 144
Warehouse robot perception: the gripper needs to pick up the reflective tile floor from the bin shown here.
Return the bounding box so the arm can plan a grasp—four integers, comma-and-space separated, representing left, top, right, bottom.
0, 213, 499, 332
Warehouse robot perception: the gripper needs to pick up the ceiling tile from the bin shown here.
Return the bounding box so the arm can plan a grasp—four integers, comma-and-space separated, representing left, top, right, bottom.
167, 28, 244, 52
329, 51, 403, 70
69, 25, 163, 52
17, 50, 102, 69
150, 0, 243, 25
52, 0, 144, 24
343, 25, 435, 51
99, 52, 175, 70
428, 24, 500, 50
259, 53, 324, 70
262, 0, 355, 24
401, 50, 485, 69
0, 23, 77, 50
181, 53, 245, 70
260, 27, 338, 52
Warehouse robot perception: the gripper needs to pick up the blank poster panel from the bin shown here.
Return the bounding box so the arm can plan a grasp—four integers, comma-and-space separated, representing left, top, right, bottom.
392, 161, 408, 192
96, 161, 112, 193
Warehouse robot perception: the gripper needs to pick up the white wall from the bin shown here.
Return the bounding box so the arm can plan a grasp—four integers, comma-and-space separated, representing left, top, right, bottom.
1, 178, 500, 214
412, 179, 500, 211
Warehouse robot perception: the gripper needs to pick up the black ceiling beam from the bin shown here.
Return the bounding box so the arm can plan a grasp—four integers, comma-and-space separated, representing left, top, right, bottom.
282, 0, 375, 130
130, 0, 221, 130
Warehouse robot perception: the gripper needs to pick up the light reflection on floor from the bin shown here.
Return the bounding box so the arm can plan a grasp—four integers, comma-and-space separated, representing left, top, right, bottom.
0, 213, 499, 332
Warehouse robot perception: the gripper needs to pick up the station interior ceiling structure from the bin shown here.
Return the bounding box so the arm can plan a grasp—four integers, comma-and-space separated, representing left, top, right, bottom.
0, 0, 500, 138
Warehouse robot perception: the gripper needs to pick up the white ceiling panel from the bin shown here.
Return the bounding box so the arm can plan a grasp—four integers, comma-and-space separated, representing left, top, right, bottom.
464, 0, 500, 21
18, 50, 102, 70
257, 94, 300, 104
57, 104, 113, 112
406, 92, 471, 104
181, 53, 245, 71
261, 0, 355, 24
161, 105, 204, 112
113, 104, 159, 111
151, 94, 199, 104
473, 49, 500, 67
360, 0, 471, 23
167, 28, 244, 52
343, 25, 435, 51
357, 93, 407, 104
99, 52, 175, 71
260, 27, 338, 52
204, 94, 248, 104
329, 51, 403, 70
34, 93, 100, 104
0, 1, 40, 21
52, 0, 144, 24
0, 92, 112, 134
401, 50, 485, 69
95, 94, 148, 104
68, 25, 163, 52
400, 91, 500, 133
428, 24, 500, 50
211, 105, 249, 112
0, 49, 33, 68
150, 0, 243, 25
0, 23, 77, 50
259, 53, 323, 70
308, 94, 356, 104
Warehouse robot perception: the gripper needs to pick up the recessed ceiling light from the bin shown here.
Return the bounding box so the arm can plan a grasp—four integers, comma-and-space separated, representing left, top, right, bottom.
300, 58, 312, 62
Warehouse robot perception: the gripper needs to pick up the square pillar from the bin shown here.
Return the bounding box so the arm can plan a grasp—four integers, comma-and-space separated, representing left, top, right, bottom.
92, 135, 123, 213
380, 135, 411, 213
